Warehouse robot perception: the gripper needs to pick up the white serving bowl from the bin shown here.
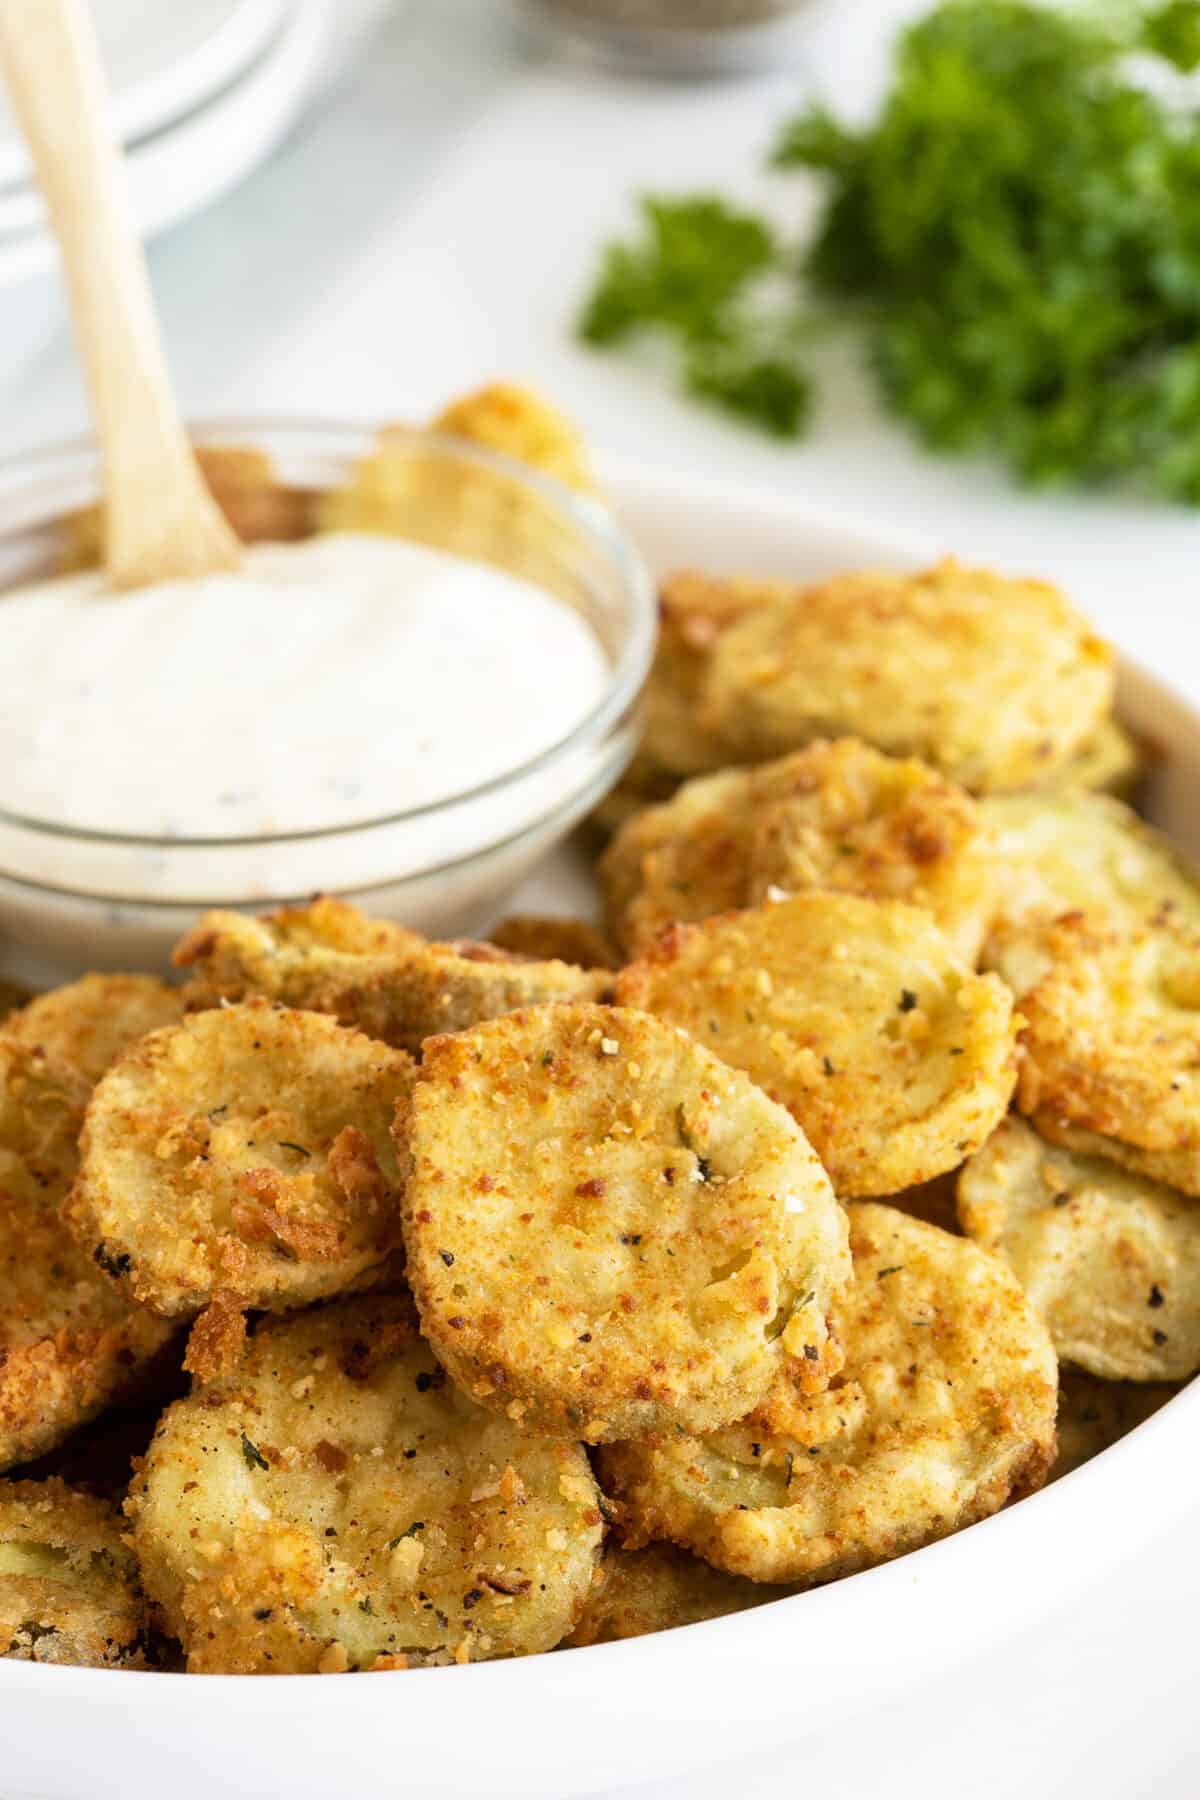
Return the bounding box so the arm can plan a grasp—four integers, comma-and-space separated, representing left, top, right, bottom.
3, 468, 1195, 1800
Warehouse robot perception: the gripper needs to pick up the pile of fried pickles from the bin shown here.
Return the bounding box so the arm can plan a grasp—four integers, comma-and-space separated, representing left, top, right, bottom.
0, 388, 1192, 1674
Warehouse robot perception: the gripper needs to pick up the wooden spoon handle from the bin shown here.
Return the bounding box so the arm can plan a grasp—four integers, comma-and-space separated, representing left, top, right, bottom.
0, 0, 240, 588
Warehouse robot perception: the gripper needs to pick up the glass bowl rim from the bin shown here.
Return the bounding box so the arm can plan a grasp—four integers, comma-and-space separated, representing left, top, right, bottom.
0, 417, 658, 850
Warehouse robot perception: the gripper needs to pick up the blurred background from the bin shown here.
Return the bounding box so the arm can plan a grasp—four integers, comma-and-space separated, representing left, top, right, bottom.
0, 4, 1195, 1795
0, 0, 1193, 691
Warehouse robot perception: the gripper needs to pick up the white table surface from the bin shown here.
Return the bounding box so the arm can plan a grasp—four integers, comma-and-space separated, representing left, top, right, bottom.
0, 3, 1196, 1796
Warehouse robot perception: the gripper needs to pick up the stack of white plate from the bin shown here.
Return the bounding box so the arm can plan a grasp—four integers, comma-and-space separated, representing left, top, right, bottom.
0, 0, 334, 287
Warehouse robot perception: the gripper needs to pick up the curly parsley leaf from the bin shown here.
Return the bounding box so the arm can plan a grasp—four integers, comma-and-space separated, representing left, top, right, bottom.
577, 0, 1200, 497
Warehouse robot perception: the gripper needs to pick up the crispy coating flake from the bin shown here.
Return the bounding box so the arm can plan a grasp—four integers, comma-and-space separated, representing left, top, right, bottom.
995, 913, 1200, 1195
1051, 1371, 1178, 1483
562, 1543, 780, 1647
0, 1039, 174, 1471
598, 1205, 1057, 1585
128, 1296, 603, 1672
174, 897, 608, 1054
489, 914, 618, 971
699, 560, 1114, 794
980, 791, 1200, 942
616, 894, 1017, 1198
6, 975, 184, 1086
959, 1117, 1200, 1381
70, 1001, 413, 1318
400, 1004, 850, 1443
601, 739, 996, 962
0, 1479, 149, 1668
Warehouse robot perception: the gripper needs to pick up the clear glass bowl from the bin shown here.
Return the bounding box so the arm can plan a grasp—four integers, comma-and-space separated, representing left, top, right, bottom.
0, 421, 656, 983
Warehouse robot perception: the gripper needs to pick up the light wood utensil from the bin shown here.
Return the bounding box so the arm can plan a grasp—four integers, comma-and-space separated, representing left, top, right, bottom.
0, 0, 241, 589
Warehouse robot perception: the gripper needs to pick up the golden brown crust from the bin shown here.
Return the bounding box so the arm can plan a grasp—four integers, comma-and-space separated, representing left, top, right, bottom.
175, 897, 608, 1053
0, 1039, 174, 1472
598, 1205, 1058, 1585
980, 791, 1200, 943
1046, 718, 1145, 801
562, 1542, 779, 1646
128, 1296, 604, 1672
959, 1118, 1200, 1380
1051, 1370, 1178, 1483
636, 571, 776, 782
616, 894, 1017, 1198
601, 739, 996, 962
6, 974, 184, 1086
995, 913, 1200, 1193
400, 1004, 850, 1443
429, 382, 598, 494
70, 1001, 413, 1318
0, 1478, 149, 1667
488, 914, 618, 970
699, 559, 1114, 793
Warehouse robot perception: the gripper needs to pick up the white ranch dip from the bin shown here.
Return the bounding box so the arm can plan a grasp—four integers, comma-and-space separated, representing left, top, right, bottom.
0, 530, 619, 981
0, 532, 610, 839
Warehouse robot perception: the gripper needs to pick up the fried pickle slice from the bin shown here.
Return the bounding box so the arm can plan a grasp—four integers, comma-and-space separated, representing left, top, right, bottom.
6, 974, 184, 1086
980, 791, 1200, 941
174, 896, 608, 1054
616, 894, 1017, 1198
993, 912, 1200, 1196
488, 914, 618, 970
128, 1296, 604, 1671
430, 382, 598, 494
1051, 1370, 1178, 1483
959, 1117, 1200, 1381
601, 739, 996, 963
1047, 717, 1145, 801
70, 1001, 412, 1319
637, 570, 777, 784
400, 1003, 850, 1443
0, 1040, 173, 1471
563, 1543, 779, 1647
699, 560, 1114, 794
0, 1479, 149, 1667
598, 1204, 1057, 1585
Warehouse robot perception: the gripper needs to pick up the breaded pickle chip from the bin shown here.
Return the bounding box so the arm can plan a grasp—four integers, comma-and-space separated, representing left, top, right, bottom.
401, 1004, 850, 1443
601, 739, 995, 962
959, 1118, 1200, 1381
128, 1296, 603, 1671
996, 913, 1200, 1196
616, 895, 1017, 1198
699, 560, 1114, 793
71, 1002, 413, 1318
980, 791, 1200, 939
0, 1040, 173, 1470
638, 570, 775, 783
175, 897, 607, 1053
6, 974, 184, 1085
1051, 1371, 1178, 1483
489, 914, 618, 970
0, 1479, 149, 1667
1048, 718, 1144, 801
563, 1543, 777, 1647
598, 1205, 1057, 1585
431, 382, 598, 494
